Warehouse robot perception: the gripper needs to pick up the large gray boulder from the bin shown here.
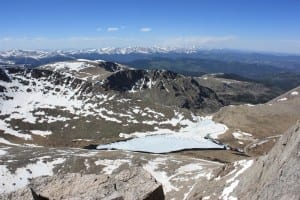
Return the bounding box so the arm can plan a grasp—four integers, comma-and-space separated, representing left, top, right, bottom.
1, 167, 164, 200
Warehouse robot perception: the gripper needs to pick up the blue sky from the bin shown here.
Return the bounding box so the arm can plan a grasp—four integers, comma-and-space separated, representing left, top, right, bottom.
0, 0, 300, 53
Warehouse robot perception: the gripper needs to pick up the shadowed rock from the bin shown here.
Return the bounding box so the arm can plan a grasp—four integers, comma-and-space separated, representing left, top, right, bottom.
0, 67, 11, 82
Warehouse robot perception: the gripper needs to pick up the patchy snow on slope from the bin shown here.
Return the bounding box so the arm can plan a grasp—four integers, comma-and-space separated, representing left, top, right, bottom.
176, 163, 203, 173
0, 138, 21, 146
232, 131, 253, 141
250, 139, 270, 148
0, 71, 128, 140
277, 97, 287, 102
291, 91, 299, 96
143, 157, 217, 196
227, 160, 253, 183
144, 107, 165, 117
0, 120, 31, 140
0, 157, 65, 193
94, 159, 131, 174
220, 159, 253, 200
221, 180, 239, 200
0, 149, 7, 156
119, 115, 228, 140
143, 158, 179, 193
30, 130, 52, 137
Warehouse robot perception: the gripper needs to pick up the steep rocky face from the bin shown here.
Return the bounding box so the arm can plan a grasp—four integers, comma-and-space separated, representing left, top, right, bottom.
104, 69, 224, 113
234, 121, 300, 200
187, 122, 300, 200
99, 61, 126, 72
1, 167, 165, 200
103, 69, 148, 91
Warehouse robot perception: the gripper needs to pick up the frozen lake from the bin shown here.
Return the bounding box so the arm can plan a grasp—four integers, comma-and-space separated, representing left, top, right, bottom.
97, 116, 227, 153
96, 134, 224, 153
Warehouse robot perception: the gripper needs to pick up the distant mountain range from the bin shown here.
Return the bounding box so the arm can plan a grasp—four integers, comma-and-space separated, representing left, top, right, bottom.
1, 47, 300, 70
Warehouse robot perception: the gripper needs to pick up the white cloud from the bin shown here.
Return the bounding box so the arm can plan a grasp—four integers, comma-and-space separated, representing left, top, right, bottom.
140, 27, 152, 32
107, 27, 119, 32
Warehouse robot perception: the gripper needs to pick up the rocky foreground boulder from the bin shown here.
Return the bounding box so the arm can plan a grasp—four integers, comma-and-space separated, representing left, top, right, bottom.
1, 167, 164, 200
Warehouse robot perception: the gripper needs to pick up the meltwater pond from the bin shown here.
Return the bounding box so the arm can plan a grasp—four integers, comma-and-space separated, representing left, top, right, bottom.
96, 116, 228, 153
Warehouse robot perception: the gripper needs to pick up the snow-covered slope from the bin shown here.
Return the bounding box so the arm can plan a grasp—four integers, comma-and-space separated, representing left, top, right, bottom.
0, 60, 226, 149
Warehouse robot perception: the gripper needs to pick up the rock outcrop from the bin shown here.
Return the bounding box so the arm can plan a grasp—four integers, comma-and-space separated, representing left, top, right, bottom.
103, 69, 224, 113
1, 167, 164, 200
188, 121, 300, 200
234, 121, 300, 199
0, 67, 11, 82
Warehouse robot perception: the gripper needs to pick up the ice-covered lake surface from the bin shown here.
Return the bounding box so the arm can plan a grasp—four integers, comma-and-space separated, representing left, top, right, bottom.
97, 117, 228, 153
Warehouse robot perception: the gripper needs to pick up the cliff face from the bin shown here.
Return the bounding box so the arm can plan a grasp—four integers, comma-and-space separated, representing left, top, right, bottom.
188, 121, 300, 200
235, 121, 300, 200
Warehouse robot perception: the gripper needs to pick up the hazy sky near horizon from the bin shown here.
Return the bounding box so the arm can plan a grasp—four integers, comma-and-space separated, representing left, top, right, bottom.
0, 0, 300, 53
